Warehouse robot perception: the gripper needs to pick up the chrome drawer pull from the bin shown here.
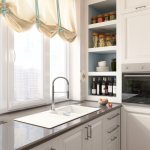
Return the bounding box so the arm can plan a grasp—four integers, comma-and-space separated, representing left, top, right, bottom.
136, 6, 146, 10
107, 125, 120, 134
111, 136, 117, 141
107, 113, 120, 120
85, 126, 89, 140
88, 125, 92, 138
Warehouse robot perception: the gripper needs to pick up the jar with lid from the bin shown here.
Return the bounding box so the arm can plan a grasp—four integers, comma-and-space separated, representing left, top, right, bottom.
104, 13, 109, 21
112, 34, 116, 45
109, 11, 116, 20
92, 32, 99, 48
98, 34, 105, 47
91, 16, 97, 24
105, 34, 113, 46
97, 14, 104, 23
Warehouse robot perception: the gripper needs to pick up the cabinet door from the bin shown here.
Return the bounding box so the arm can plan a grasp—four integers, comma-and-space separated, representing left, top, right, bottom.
122, 9, 150, 63
126, 112, 150, 150
61, 126, 83, 150
31, 138, 60, 150
90, 119, 103, 150
121, 0, 150, 13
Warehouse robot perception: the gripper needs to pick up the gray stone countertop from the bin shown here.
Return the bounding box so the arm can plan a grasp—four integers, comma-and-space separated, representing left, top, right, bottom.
0, 100, 122, 150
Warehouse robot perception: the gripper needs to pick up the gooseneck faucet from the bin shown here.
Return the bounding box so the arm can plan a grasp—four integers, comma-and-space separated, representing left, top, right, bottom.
52, 77, 69, 111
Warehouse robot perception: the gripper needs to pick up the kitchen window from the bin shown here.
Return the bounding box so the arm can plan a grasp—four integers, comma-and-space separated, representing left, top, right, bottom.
0, 18, 69, 112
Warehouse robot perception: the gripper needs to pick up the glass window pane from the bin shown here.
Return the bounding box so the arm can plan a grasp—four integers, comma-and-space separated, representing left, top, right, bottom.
50, 35, 69, 101
14, 26, 43, 102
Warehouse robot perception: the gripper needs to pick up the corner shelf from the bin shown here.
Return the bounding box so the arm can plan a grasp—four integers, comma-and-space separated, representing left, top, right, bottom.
88, 46, 117, 54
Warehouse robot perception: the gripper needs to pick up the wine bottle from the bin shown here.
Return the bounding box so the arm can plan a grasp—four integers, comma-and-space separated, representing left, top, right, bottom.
96, 77, 101, 95
102, 77, 106, 95
113, 77, 116, 96
91, 77, 97, 95
108, 77, 113, 96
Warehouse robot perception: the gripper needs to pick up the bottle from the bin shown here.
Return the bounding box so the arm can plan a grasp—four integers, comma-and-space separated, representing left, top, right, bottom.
108, 77, 113, 96
91, 77, 97, 95
105, 77, 109, 95
96, 77, 101, 95
102, 77, 108, 95
113, 77, 116, 96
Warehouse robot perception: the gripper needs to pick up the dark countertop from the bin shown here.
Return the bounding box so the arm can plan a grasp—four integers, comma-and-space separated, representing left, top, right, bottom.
0, 100, 121, 150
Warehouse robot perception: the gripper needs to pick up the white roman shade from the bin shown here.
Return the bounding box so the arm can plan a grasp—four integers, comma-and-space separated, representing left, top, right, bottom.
0, 0, 77, 42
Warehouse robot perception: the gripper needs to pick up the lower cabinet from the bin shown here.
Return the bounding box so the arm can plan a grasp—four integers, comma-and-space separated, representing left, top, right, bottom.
121, 105, 150, 150
31, 138, 60, 150
31, 108, 120, 150
83, 117, 103, 150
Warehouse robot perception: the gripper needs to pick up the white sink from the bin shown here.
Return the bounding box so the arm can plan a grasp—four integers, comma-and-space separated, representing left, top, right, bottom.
15, 105, 98, 129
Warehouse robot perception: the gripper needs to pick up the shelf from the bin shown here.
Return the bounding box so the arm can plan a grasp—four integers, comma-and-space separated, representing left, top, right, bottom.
87, 95, 117, 102
88, 46, 116, 54
88, 20, 116, 30
88, 72, 117, 76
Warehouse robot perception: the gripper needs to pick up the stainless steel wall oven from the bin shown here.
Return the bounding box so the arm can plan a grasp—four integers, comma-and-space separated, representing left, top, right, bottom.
122, 63, 150, 105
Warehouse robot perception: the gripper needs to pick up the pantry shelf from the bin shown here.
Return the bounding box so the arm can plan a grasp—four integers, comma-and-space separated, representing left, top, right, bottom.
88, 72, 117, 76
88, 20, 117, 30
88, 46, 116, 53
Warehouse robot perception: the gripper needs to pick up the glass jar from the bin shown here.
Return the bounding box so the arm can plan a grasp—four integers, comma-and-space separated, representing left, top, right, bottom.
112, 34, 116, 45
98, 34, 105, 47
91, 17, 97, 24
97, 14, 104, 23
104, 13, 109, 21
105, 34, 113, 46
109, 11, 116, 20
92, 32, 99, 48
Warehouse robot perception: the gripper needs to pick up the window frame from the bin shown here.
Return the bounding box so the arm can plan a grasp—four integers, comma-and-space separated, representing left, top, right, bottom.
7, 26, 50, 111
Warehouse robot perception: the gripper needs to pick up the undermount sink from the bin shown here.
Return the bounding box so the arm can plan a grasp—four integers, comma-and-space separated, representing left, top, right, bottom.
14, 105, 98, 129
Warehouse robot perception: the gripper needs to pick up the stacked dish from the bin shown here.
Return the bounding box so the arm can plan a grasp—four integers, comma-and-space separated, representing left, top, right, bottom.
96, 61, 109, 72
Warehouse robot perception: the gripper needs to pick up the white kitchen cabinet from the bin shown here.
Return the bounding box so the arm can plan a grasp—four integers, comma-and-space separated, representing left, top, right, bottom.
61, 126, 83, 150
120, 0, 150, 13
83, 117, 103, 150
31, 138, 60, 150
121, 105, 150, 150
121, 8, 150, 63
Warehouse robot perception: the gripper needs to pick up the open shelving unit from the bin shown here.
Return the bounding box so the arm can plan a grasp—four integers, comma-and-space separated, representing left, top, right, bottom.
86, 0, 120, 102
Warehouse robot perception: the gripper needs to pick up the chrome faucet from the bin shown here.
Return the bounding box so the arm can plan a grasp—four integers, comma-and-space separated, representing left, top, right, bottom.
52, 77, 69, 111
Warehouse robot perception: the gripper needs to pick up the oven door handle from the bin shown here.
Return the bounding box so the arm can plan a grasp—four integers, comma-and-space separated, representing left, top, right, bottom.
124, 75, 150, 78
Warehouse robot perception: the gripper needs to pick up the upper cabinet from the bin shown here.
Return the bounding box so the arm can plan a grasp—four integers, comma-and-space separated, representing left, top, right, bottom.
121, 8, 150, 63
121, 0, 150, 13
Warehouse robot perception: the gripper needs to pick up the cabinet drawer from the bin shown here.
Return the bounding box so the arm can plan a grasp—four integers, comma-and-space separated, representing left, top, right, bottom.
104, 130, 120, 150
104, 109, 120, 124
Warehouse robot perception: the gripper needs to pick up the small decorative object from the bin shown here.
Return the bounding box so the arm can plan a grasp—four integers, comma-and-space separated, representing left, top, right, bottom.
96, 61, 109, 72
92, 32, 99, 48
97, 14, 104, 23
109, 11, 116, 20
98, 34, 105, 47
111, 58, 116, 71
91, 17, 97, 24
108, 102, 113, 108
98, 98, 108, 106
